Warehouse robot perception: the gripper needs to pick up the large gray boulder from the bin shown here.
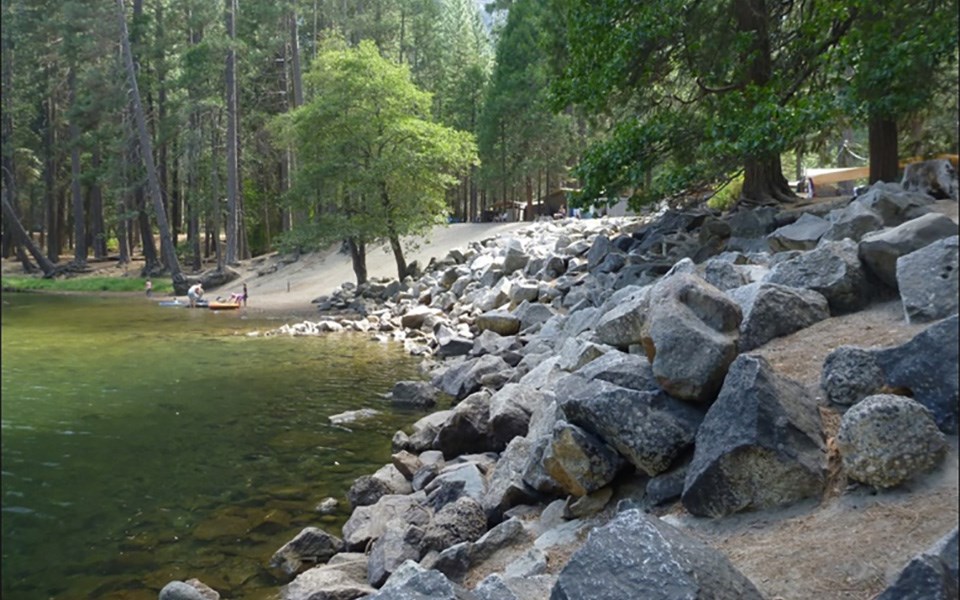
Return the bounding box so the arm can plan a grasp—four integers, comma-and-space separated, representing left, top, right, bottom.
901, 158, 959, 201
682, 355, 825, 518
425, 462, 487, 511
481, 436, 539, 524
559, 375, 704, 476
271, 527, 344, 576
821, 345, 886, 406
502, 238, 530, 274
421, 496, 488, 554
341, 494, 432, 551
858, 213, 958, 288
767, 212, 831, 252
367, 528, 424, 588
837, 394, 947, 488
281, 555, 374, 600
475, 310, 521, 336
434, 391, 496, 458
728, 282, 830, 352
822, 200, 884, 242
550, 509, 764, 600
488, 384, 552, 449
765, 238, 871, 315
402, 410, 453, 453
874, 315, 959, 433
876, 527, 959, 600
897, 236, 959, 323
593, 287, 651, 348
389, 380, 439, 409
365, 560, 475, 600
856, 182, 935, 226
521, 401, 566, 496
572, 349, 660, 392
640, 273, 742, 403
513, 301, 556, 331
158, 581, 213, 600
437, 355, 511, 401
543, 420, 624, 497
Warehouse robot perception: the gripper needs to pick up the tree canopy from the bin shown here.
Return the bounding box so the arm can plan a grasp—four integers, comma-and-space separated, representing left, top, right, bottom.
275, 39, 477, 283
0, 0, 956, 281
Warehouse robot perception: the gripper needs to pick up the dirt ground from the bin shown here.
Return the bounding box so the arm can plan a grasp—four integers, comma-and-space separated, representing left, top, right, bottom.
4, 208, 958, 599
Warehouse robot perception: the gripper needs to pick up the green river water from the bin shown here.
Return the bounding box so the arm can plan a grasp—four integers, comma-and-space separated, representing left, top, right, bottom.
1, 292, 425, 600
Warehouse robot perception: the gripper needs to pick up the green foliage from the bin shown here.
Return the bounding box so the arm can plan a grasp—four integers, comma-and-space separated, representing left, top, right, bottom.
707, 173, 744, 212
275, 38, 478, 252
2, 276, 173, 293
478, 0, 576, 198
552, 0, 858, 205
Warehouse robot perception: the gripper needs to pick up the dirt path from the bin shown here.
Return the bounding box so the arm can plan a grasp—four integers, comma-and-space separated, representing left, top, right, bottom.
227, 222, 530, 317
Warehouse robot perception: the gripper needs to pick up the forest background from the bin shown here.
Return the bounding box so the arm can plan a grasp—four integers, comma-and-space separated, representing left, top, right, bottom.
1, 0, 957, 290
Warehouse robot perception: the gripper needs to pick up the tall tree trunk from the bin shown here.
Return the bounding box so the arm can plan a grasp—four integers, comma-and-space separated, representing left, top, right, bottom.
210, 118, 224, 271
525, 176, 533, 221
1, 8, 15, 260
116, 124, 131, 265
89, 147, 107, 258
171, 134, 180, 247
117, 0, 185, 289
224, 0, 239, 265
68, 67, 87, 266
380, 185, 407, 279
733, 0, 795, 205
347, 237, 367, 285
868, 113, 899, 184
44, 97, 59, 263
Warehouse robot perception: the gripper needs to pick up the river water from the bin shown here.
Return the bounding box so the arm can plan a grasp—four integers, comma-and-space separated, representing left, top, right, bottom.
1, 292, 425, 599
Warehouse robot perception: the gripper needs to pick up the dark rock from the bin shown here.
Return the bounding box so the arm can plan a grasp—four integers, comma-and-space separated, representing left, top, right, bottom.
389, 381, 439, 409
701, 258, 748, 291
821, 346, 885, 406
159, 581, 209, 600
876, 527, 959, 600
726, 206, 780, 238
488, 383, 552, 449
543, 420, 624, 497
348, 475, 394, 509
641, 273, 741, 402
765, 238, 871, 315
434, 391, 495, 459
513, 301, 555, 331
901, 158, 959, 200
728, 282, 830, 352
365, 560, 474, 600
412, 463, 440, 492
822, 200, 884, 242
481, 436, 539, 524
271, 527, 344, 576
837, 394, 947, 488
367, 527, 424, 588
573, 349, 660, 392
425, 462, 487, 511
645, 462, 689, 507
405, 410, 453, 453
437, 355, 511, 402
551, 509, 764, 600
341, 494, 432, 551
857, 182, 934, 226
858, 213, 958, 288
897, 236, 959, 323
475, 311, 521, 336
422, 496, 488, 554
874, 315, 960, 433
502, 238, 530, 274
593, 287, 651, 349
281, 555, 374, 600
560, 375, 703, 476
682, 355, 825, 518
767, 212, 831, 252
586, 234, 612, 271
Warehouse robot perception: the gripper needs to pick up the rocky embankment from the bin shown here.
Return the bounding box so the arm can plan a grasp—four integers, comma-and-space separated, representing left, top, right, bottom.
161, 159, 959, 600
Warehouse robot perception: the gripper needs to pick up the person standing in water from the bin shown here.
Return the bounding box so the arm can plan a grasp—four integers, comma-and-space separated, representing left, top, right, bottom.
187, 282, 204, 308
242, 283, 248, 307
145, 279, 153, 297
